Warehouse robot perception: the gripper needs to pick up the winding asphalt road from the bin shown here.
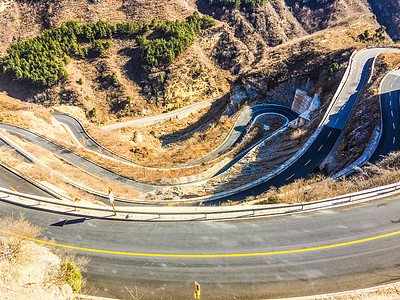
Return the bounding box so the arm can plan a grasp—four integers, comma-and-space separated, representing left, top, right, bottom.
0, 105, 297, 196
101, 98, 215, 131
209, 48, 400, 204
2, 194, 400, 299
53, 104, 297, 168
370, 69, 400, 163
0, 48, 400, 299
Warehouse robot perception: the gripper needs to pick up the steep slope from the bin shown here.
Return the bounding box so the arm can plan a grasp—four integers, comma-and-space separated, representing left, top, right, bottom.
368, 0, 400, 42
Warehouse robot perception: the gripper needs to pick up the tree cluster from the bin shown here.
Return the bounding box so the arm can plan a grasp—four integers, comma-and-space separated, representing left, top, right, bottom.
207, 0, 267, 8
0, 13, 215, 87
137, 12, 215, 67
0, 20, 123, 87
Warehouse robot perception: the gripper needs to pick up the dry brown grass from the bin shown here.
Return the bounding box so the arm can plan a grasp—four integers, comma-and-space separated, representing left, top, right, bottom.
0, 216, 82, 298
252, 152, 400, 205
1, 134, 140, 200
73, 115, 278, 185
0, 216, 41, 260
85, 100, 236, 167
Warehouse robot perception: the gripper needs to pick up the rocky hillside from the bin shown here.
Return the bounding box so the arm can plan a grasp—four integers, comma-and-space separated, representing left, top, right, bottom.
0, 0, 395, 125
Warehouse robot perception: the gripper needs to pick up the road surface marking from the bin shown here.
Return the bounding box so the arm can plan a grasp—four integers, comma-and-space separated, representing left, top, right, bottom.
2, 229, 400, 258
49, 147, 55, 150
134, 187, 147, 192
64, 154, 71, 159
395, 76, 399, 82
286, 174, 295, 181
392, 111, 394, 117
304, 159, 311, 166
98, 171, 104, 175
80, 163, 88, 167
6, 129, 26, 137
9, 187, 17, 192
57, 117, 76, 126
327, 131, 332, 138
390, 101, 392, 106
35, 139, 41, 144
393, 123, 396, 130
318, 145, 323, 152
394, 137, 396, 144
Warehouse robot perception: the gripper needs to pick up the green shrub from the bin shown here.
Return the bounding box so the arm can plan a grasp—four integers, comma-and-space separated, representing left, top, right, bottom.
110, 73, 118, 86
63, 55, 71, 65
89, 107, 97, 117
0, 116, 3, 122
150, 130, 156, 137
62, 261, 83, 293
91, 39, 112, 55
363, 29, 370, 39
77, 78, 84, 85
328, 62, 339, 75
151, 17, 159, 29
208, 0, 267, 8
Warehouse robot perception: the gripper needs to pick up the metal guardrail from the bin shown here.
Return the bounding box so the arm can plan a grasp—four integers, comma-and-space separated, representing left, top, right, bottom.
1, 181, 399, 220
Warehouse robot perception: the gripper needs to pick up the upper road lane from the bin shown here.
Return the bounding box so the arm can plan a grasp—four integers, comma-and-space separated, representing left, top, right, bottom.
101, 98, 215, 130
0, 105, 298, 194
1, 49, 399, 201
0, 48, 400, 299
209, 48, 400, 203
53, 104, 298, 168
370, 69, 400, 162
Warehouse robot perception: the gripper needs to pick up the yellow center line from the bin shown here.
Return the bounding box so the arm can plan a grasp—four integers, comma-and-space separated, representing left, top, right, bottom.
304, 159, 311, 166
394, 123, 396, 130
49, 147, 55, 151
1, 229, 400, 258
392, 111, 394, 117
98, 171, 104, 175
395, 76, 399, 82
286, 174, 295, 181
64, 154, 71, 159
80, 163, 88, 167
327, 131, 332, 138
318, 145, 323, 152
134, 186, 149, 192
57, 117, 75, 125
6, 129, 26, 137
35, 139, 41, 144
394, 137, 396, 144
9, 187, 17, 192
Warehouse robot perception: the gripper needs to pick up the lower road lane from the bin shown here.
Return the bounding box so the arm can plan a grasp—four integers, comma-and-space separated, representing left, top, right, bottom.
1, 194, 400, 298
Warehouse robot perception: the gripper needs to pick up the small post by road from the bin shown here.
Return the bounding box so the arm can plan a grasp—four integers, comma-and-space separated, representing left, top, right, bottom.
194, 281, 200, 299
108, 187, 116, 216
